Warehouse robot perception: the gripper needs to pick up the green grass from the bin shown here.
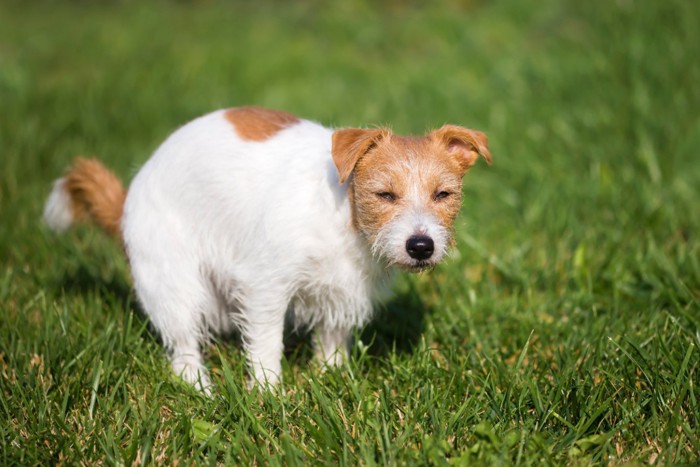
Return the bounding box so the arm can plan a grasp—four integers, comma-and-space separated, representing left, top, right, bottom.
1, 0, 699, 464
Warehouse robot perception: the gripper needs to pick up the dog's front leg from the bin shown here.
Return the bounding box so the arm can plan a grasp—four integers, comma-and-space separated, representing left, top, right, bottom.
314, 324, 351, 368
242, 294, 288, 389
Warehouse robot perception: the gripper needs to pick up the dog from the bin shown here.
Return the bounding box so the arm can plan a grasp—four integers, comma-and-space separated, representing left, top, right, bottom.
43, 106, 491, 392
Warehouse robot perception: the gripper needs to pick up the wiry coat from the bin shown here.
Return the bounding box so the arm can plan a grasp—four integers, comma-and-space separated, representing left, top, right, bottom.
123, 110, 386, 388
44, 107, 491, 392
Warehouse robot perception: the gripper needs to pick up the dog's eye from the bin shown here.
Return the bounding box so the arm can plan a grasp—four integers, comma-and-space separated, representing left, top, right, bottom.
434, 191, 452, 201
376, 191, 397, 202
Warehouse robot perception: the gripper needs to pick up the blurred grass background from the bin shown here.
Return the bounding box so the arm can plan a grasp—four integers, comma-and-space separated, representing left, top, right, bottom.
1, 0, 699, 464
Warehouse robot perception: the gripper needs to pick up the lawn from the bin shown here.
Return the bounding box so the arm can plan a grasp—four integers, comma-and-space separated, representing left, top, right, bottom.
1, 0, 698, 464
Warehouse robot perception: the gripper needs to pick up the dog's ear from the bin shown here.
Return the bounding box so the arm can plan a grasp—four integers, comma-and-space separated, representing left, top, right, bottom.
332, 128, 388, 184
431, 125, 492, 173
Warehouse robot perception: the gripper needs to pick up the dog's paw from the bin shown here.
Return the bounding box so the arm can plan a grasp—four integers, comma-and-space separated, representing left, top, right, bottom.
172, 358, 212, 395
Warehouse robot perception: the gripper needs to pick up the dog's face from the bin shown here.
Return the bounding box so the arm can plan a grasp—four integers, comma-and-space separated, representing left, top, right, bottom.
333, 125, 491, 271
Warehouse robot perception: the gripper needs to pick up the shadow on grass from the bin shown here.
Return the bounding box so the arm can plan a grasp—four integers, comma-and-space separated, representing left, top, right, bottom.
55, 264, 133, 307
54, 265, 429, 364
52, 264, 155, 342
283, 286, 429, 368
360, 286, 429, 357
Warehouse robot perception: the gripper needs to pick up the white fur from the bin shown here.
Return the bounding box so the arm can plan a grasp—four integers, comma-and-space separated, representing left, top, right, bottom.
43, 178, 74, 232
122, 110, 390, 391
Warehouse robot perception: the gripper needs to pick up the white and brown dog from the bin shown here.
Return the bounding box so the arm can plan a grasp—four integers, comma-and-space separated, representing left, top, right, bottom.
44, 107, 491, 392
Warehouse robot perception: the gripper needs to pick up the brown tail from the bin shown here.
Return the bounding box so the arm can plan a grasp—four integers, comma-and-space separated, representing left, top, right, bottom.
44, 157, 126, 240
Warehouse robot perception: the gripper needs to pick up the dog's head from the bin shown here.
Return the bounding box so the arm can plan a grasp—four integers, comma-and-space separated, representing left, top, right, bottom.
332, 125, 491, 271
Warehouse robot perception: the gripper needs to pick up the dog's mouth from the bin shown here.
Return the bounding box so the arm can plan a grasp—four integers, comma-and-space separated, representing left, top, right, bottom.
398, 260, 435, 273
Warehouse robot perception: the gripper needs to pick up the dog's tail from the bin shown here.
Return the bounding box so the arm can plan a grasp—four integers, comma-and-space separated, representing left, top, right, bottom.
43, 157, 126, 240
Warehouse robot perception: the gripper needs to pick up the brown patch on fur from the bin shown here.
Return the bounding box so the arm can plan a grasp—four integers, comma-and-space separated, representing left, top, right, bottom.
224, 107, 299, 142
64, 157, 126, 239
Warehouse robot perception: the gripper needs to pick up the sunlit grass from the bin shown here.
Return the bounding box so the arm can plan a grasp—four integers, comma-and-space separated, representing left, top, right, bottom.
1, 0, 698, 464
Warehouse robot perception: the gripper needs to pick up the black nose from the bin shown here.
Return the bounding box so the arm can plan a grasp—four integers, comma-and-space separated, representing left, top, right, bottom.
406, 235, 434, 260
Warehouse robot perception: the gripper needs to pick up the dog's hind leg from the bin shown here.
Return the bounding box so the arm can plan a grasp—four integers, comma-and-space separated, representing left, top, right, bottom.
130, 259, 213, 393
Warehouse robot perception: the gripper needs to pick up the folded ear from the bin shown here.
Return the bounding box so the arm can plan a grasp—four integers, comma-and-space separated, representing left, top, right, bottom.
332, 128, 389, 183
431, 124, 492, 173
